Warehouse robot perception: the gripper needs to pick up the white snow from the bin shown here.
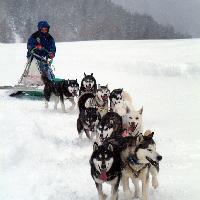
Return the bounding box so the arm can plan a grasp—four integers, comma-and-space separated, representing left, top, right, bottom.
0, 39, 200, 200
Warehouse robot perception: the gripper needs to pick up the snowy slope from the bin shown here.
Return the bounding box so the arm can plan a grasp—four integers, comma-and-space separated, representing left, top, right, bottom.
0, 39, 200, 200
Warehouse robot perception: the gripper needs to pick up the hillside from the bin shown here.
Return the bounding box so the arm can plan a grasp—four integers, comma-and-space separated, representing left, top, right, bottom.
0, 0, 186, 43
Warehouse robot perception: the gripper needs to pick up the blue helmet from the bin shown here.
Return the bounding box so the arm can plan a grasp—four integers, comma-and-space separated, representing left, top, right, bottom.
37, 21, 50, 31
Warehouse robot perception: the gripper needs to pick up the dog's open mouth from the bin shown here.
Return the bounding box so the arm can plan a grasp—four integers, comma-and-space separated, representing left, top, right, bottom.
72, 91, 78, 96
101, 95, 108, 101
146, 157, 158, 167
99, 134, 108, 143
98, 165, 108, 181
129, 123, 138, 133
99, 170, 107, 181
86, 86, 92, 91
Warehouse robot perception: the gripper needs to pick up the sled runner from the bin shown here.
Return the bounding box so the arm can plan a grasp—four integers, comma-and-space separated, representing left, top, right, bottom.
0, 48, 56, 97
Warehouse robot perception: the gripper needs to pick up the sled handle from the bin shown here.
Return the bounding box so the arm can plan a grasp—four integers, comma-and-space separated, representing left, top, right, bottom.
29, 47, 53, 65
29, 48, 55, 69
31, 47, 51, 54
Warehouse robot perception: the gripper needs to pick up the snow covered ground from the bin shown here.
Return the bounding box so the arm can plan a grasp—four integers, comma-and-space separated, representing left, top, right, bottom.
0, 39, 200, 200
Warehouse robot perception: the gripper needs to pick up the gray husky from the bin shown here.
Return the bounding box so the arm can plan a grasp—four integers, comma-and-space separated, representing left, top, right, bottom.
121, 131, 162, 200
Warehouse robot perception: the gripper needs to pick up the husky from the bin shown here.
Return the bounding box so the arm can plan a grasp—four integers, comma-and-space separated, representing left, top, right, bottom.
79, 73, 97, 95
109, 88, 134, 117
121, 131, 162, 200
42, 76, 79, 112
122, 107, 143, 137
77, 107, 101, 139
90, 142, 121, 200
96, 112, 123, 145
78, 84, 110, 117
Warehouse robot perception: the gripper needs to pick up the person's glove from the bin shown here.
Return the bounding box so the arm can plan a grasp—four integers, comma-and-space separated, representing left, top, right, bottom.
48, 52, 55, 59
35, 44, 42, 50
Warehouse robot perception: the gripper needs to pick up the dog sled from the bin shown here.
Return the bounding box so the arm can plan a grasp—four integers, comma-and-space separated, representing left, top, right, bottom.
0, 48, 57, 97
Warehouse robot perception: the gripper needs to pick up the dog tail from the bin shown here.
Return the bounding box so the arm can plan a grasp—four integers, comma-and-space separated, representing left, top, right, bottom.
78, 92, 95, 113
122, 91, 136, 113
122, 91, 133, 103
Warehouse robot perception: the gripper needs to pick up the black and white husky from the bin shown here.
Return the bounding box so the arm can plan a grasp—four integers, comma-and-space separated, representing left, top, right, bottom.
110, 88, 134, 117
96, 112, 123, 145
121, 131, 162, 200
77, 107, 101, 139
78, 84, 110, 117
79, 73, 97, 95
90, 142, 121, 200
42, 76, 79, 112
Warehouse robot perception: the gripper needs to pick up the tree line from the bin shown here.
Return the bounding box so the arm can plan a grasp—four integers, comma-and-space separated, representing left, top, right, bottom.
0, 0, 189, 43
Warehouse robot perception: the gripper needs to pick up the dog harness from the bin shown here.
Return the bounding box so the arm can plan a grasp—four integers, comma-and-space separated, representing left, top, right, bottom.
126, 162, 150, 178
89, 95, 108, 115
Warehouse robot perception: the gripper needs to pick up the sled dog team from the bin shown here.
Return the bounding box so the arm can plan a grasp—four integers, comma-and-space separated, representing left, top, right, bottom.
43, 73, 162, 200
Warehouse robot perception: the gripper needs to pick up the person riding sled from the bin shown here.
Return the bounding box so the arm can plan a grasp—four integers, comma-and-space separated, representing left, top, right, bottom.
27, 21, 56, 81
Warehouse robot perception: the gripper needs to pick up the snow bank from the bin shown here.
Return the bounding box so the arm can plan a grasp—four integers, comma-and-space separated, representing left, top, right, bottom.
0, 39, 200, 200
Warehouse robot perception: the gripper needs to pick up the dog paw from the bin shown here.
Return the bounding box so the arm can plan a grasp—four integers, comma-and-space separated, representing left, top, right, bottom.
124, 190, 134, 199
78, 135, 82, 139
45, 105, 48, 109
152, 177, 159, 189
134, 192, 140, 199
103, 193, 107, 199
99, 193, 107, 200
68, 106, 74, 111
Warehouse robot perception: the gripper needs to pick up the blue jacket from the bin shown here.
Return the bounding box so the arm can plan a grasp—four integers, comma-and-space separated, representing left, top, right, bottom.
27, 21, 56, 58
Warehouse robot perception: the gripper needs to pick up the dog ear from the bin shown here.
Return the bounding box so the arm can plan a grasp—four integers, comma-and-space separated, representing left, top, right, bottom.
84, 72, 86, 77
126, 106, 131, 114
144, 131, 154, 140
108, 143, 114, 152
106, 84, 108, 88
144, 130, 151, 136
139, 106, 143, 115
91, 73, 93, 76
93, 142, 98, 151
150, 132, 154, 138
75, 79, 77, 82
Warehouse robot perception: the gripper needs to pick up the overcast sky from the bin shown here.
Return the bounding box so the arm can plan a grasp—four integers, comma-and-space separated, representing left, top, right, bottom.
112, 0, 200, 37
